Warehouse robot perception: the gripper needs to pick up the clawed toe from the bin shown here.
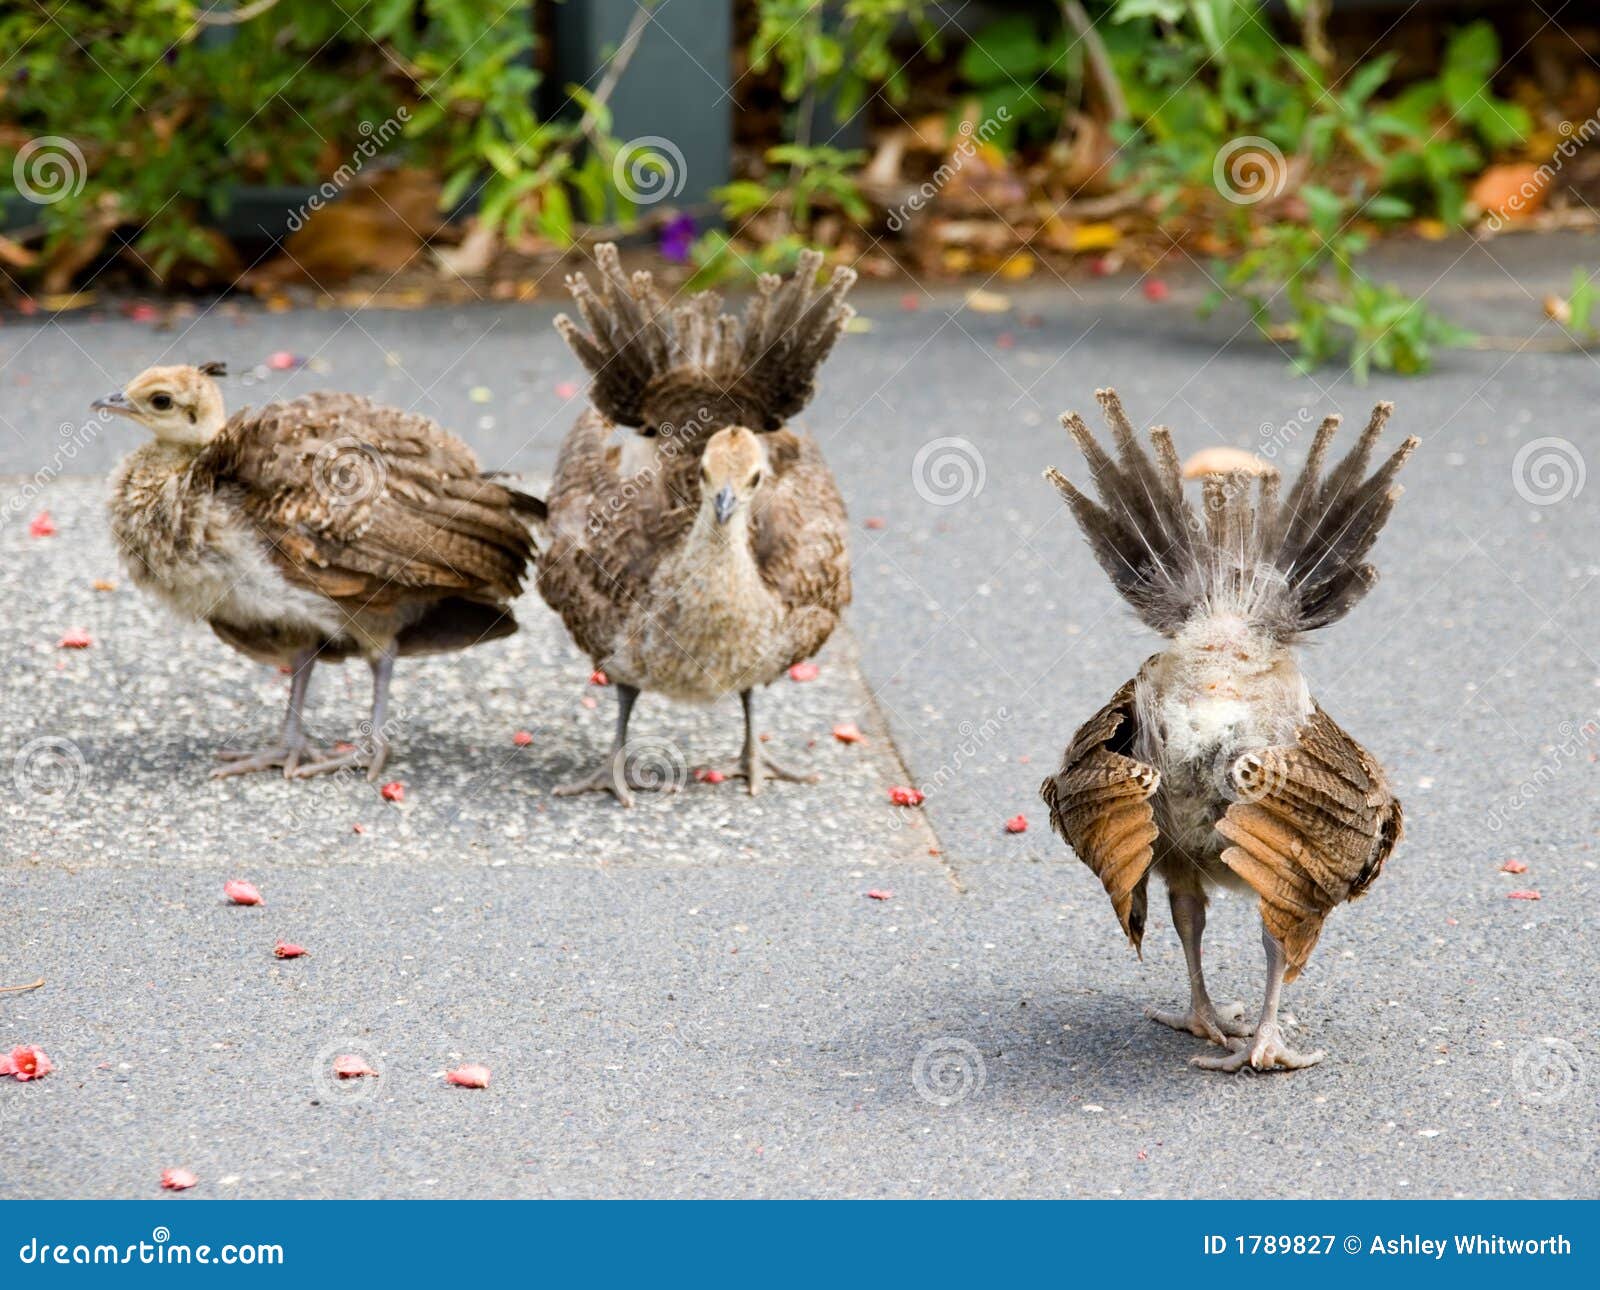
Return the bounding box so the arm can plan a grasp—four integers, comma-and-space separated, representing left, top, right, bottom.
1190, 1026, 1324, 1073
1146, 1003, 1250, 1046
211, 743, 315, 779
553, 761, 635, 808
291, 739, 391, 783
721, 749, 819, 797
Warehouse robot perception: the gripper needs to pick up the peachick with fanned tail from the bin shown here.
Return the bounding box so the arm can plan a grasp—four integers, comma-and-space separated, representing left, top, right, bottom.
1039, 388, 1411, 1073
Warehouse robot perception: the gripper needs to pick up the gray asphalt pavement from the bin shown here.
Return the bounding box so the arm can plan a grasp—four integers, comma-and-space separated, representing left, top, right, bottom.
1, 233, 1595, 1198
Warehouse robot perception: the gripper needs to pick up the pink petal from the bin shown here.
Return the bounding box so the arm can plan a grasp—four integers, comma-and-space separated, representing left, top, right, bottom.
57, 629, 92, 649
866, 889, 893, 901
1500, 859, 1528, 874
273, 941, 307, 959
888, 785, 925, 807
863, 517, 886, 530
28, 511, 55, 538
446, 1063, 490, 1088
589, 669, 609, 686
160, 1167, 198, 1191
580, 696, 598, 710
1507, 889, 1541, 901
1142, 278, 1170, 301
352, 823, 367, 835
7, 1044, 53, 1081
899, 293, 921, 312
125, 302, 158, 323
788, 662, 820, 683
554, 380, 580, 400
512, 730, 533, 746
267, 350, 299, 371
832, 722, 864, 744
1004, 814, 1028, 834
223, 879, 263, 906
333, 1054, 376, 1079
380, 781, 405, 803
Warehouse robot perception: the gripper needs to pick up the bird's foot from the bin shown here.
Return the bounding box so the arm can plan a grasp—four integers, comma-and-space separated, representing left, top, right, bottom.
1146, 999, 1252, 1045
553, 754, 670, 808
211, 739, 319, 780
1190, 1023, 1324, 1073
718, 745, 819, 797
290, 737, 392, 784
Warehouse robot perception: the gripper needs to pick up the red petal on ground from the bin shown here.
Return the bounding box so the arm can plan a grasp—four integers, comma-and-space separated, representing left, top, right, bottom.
1004, 814, 1028, 834
124, 302, 158, 323
446, 1063, 491, 1088
899, 293, 922, 312
866, 889, 893, 901
1142, 278, 1171, 301
352, 823, 367, 835
160, 1167, 198, 1191
333, 1054, 376, 1079
580, 696, 598, 710
267, 350, 298, 371
703, 769, 726, 785
589, 669, 609, 686
788, 662, 820, 682
1506, 890, 1541, 900
863, 517, 886, 530
996, 331, 1015, 349
5, 1044, 52, 1081
1499, 858, 1528, 874
57, 629, 92, 649
554, 381, 579, 400
380, 781, 405, 803
888, 786, 925, 807
832, 722, 864, 744
28, 512, 55, 538
273, 941, 307, 959
223, 880, 263, 906
513, 730, 533, 746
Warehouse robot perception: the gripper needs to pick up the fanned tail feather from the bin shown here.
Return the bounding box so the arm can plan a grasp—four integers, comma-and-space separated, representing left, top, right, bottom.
1045, 388, 1417, 638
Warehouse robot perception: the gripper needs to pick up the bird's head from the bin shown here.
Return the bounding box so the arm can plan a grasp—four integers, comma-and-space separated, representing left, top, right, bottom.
93, 361, 228, 448
698, 426, 766, 527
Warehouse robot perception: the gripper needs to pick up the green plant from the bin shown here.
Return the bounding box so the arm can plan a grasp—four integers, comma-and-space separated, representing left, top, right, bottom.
1105, 0, 1495, 378
957, 15, 1075, 148
0, 0, 644, 285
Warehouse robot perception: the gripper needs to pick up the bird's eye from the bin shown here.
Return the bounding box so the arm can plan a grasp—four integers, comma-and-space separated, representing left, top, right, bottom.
150, 393, 173, 411
748, 470, 763, 488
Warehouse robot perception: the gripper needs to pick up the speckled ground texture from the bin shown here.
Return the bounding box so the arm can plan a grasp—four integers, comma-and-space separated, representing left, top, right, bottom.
1, 233, 1595, 1199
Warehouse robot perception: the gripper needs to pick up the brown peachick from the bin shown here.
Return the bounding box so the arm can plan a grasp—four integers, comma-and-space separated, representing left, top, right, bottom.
99, 363, 543, 781
539, 244, 856, 804
1040, 390, 1413, 1072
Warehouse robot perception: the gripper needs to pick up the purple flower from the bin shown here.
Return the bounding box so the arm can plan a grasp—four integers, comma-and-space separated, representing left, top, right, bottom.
658, 213, 696, 264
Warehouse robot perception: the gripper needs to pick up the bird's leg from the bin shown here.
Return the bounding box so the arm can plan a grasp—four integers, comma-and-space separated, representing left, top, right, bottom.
554, 682, 643, 807
1146, 889, 1251, 1044
1192, 921, 1326, 1073
293, 643, 397, 783
717, 689, 819, 797
212, 648, 319, 778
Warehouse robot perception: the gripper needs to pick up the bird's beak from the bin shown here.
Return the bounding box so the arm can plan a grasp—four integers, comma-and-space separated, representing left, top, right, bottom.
92, 391, 131, 416
713, 484, 737, 525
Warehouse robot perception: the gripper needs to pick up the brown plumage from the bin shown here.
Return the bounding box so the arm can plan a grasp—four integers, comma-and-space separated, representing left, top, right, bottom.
1040, 389, 1410, 1072
100, 363, 542, 780
540, 244, 855, 804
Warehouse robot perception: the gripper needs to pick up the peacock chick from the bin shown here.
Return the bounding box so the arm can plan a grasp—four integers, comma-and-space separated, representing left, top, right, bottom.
539, 244, 855, 804
1040, 389, 1413, 1072
98, 362, 543, 782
